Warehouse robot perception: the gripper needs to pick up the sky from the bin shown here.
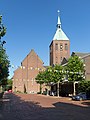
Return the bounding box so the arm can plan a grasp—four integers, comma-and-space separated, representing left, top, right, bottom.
0, 0, 90, 78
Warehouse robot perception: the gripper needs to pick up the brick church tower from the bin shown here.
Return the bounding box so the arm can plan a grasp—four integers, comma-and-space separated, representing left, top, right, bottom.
49, 11, 70, 66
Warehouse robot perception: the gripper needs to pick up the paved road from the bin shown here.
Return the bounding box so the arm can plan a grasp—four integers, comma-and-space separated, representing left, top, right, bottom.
0, 93, 90, 120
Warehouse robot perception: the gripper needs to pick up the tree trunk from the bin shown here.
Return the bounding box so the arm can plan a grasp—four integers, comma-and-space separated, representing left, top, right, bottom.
40, 84, 42, 94
73, 81, 78, 95
57, 81, 59, 97
73, 82, 75, 95
46, 86, 50, 96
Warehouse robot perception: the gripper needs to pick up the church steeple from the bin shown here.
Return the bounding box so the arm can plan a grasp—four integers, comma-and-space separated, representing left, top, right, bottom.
50, 10, 70, 66
57, 10, 61, 29
53, 10, 69, 41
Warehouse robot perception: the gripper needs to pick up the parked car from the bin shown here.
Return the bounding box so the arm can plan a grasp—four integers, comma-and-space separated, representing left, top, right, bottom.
8, 89, 12, 93
72, 92, 87, 101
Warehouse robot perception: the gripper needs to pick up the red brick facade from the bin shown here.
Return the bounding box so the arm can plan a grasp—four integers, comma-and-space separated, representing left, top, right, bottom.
74, 53, 90, 80
82, 55, 90, 80
12, 49, 46, 93
49, 40, 70, 66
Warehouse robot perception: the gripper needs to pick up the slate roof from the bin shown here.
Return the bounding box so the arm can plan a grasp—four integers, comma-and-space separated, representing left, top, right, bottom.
74, 52, 90, 58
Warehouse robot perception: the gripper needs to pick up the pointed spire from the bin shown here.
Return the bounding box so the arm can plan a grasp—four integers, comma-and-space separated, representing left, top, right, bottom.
53, 10, 69, 40
57, 10, 61, 28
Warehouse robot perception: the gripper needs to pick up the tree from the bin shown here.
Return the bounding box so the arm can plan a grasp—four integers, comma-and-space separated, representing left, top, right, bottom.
53, 65, 64, 97
45, 65, 64, 97
0, 15, 10, 90
66, 55, 85, 82
78, 80, 90, 92
44, 65, 64, 84
5, 79, 12, 91
0, 15, 6, 41
78, 80, 90, 98
44, 66, 55, 96
65, 55, 85, 95
44, 66, 54, 84
53, 65, 64, 82
35, 65, 64, 96
35, 71, 45, 94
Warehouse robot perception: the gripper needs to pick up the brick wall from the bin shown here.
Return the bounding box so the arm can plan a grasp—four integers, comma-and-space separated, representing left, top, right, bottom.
50, 40, 70, 66
12, 49, 46, 93
83, 55, 90, 80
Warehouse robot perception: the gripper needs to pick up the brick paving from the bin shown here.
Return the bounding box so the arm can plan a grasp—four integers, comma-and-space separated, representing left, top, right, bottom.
0, 93, 90, 120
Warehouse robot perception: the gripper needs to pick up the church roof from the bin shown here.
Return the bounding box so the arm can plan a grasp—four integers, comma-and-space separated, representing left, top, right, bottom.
74, 52, 90, 58
53, 11, 69, 41
22, 49, 44, 64
53, 28, 69, 40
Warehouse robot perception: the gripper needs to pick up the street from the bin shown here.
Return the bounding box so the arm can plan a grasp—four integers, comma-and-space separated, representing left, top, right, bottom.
0, 93, 90, 120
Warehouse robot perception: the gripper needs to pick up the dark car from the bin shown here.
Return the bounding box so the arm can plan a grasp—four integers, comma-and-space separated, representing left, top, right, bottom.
72, 92, 87, 101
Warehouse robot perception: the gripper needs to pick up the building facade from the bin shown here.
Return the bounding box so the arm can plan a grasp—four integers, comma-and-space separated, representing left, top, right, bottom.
49, 11, 70, 66
12, 49, 46, 93
12, 11, 90, 94
74, 52, 90, 80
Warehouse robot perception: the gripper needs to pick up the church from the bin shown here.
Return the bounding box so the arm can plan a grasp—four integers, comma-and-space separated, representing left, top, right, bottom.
12, 11, 90, 93
49, 11, 70, 66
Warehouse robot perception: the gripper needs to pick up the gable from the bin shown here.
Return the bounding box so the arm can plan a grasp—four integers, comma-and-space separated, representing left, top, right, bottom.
21, 49, 43, 67
61, 57, 68, 65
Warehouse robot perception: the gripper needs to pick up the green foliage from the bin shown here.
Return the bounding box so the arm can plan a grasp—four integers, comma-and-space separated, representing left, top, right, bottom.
0, 46, 10, 85
35, 71, 45, 85
35, 65, 64, 85
35, 71, 45, 93
78, 80, 90, 93
0, 16, 6, 38
52, 65, 64, 83
5, 79, 12, 91
65, 55, 85, 82
0, 15, 10, 86
44, 66, 54, 84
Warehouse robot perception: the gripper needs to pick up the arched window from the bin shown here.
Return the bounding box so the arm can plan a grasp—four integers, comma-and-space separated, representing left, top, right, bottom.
65, 43, 68, 50
55, 43, 58, 50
